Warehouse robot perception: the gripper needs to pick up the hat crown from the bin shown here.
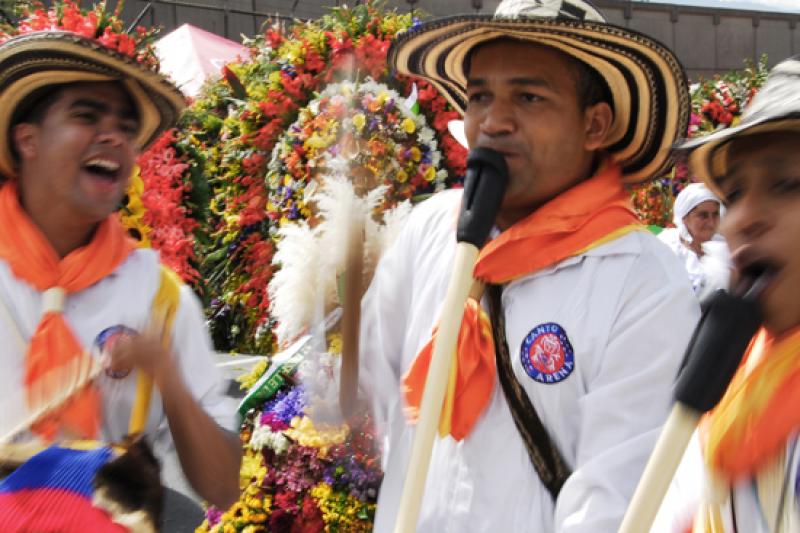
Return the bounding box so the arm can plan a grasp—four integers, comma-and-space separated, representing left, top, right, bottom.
740, 56, 800, 124
494, 0, 605, 22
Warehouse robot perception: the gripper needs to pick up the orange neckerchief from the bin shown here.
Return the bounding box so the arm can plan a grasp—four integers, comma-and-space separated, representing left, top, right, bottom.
704, 326, 800, 481
403, 163, 642, 440
0, 182, 135, 441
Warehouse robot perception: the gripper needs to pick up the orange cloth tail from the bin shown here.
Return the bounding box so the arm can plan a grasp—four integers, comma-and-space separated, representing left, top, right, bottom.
403, 298, 496, 441
25, 312, 100, 441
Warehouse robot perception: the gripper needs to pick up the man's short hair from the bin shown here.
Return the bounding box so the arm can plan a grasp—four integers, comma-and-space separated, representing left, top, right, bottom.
464, 38, 613, 110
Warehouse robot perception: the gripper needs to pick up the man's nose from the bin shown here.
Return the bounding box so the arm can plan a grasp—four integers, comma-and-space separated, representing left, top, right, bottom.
95, 118, 127, 146
479, 100, 516, 136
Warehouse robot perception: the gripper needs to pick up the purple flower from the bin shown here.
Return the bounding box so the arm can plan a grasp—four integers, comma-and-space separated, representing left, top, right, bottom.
262, 385, 305, 424
206, 506, 223, 527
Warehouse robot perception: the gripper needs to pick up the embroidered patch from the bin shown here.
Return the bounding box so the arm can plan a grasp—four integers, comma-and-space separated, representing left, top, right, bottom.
520, 322, 575, 384
93, 325, 137, 379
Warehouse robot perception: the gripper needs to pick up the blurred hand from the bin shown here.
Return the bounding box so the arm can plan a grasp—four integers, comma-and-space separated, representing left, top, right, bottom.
104, 325, 175, 385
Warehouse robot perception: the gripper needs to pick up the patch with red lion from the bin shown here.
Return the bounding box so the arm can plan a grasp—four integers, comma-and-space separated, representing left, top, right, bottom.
520, 322, 575, 384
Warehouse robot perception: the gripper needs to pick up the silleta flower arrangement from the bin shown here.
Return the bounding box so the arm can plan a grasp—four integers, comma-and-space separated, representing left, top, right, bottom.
265, 78, 446, 226
180, 2, 467, 355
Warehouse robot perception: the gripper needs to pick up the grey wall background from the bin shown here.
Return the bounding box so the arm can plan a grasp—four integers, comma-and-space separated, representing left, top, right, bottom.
27, 0, 800, 81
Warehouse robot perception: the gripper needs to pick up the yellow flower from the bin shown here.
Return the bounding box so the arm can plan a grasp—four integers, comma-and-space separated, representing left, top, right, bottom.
409, 147, 422, 162
285, 416, 348, 453
425, 166, 437, 182
402, 117, 416, 134
240, 453, 267, 486
119, 167, 152, 248
352, 113, 366, 132
237, 358, 268, 390
396, 169, 408, 183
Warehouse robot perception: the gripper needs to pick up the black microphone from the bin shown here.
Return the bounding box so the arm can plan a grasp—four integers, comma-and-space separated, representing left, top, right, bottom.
457, 147, 509, 248
619, 288, 762, 532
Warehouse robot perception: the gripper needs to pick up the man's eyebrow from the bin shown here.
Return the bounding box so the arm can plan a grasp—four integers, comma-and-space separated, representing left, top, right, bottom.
69, 98, 138, 120
466, 76, 553, 89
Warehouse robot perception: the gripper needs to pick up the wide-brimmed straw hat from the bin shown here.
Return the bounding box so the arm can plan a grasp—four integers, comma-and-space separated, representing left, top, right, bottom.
388, 0, 690, 184
0, 31, 186, 179
680, 55, 800, 198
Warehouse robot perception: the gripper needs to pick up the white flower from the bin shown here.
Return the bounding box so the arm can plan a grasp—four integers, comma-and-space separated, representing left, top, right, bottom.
249, 424, 290, 454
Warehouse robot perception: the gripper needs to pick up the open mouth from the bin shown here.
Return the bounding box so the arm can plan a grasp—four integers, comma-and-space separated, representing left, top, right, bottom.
733, 258, 780, 301
83, 158, 122, 182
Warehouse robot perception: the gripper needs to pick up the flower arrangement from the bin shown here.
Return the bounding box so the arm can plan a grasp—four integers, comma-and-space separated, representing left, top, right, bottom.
630, 56, 769, 226
185, 2, 467, 355
265, 78, 446, 226
197, 373, 383, 533
131, 130, 209, 285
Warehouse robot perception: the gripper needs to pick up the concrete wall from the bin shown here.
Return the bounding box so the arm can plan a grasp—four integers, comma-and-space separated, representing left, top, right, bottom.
43, 0, 800, 81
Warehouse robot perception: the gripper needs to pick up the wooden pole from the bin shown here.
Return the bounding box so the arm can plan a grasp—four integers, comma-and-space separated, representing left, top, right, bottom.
617, 403, 699, 533
393, 242, 479, 533
339, 217, 365, 421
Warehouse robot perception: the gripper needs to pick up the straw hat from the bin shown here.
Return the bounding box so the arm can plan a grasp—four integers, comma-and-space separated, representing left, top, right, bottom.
680, 55, 800, 198
0, 31, 186, 179
388, 0, 690, 183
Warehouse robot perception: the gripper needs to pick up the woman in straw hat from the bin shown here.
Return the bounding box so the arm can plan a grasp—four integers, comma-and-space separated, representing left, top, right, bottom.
659, 54, 800, 533
0, 29, 241, 519
359, 0, 699, 531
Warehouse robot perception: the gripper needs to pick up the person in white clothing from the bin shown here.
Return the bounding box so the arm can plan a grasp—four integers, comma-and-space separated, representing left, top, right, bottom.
359, 0, 700, 531
658, 183, 731, 299
0, 31, 241, 510
654, 54, 800, 533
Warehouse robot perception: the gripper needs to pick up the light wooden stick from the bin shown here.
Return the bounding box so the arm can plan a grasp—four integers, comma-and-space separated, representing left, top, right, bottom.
393, 242, 479, 533
617, 403, 700, 533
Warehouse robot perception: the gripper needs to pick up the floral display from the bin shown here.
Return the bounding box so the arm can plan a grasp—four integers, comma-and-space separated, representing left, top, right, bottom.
265, 78, 446, 226
197, 353, 383, 533
128, 130, 209, 285
630, 56, 769, 226
184, 3, 466, 355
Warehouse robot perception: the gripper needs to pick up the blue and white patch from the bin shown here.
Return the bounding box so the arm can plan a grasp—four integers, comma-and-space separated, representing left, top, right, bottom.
520, 322, 575, 384
93, 325, 137, 379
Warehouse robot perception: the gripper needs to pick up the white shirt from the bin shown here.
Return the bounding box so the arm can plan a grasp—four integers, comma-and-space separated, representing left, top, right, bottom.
654, 433, 800, 532
657, 228, 731, 299
360, 190, 701, 532
0, 248, 237, 492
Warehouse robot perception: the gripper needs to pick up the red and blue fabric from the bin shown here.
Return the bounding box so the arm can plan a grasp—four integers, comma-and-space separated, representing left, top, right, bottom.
520, 322, 575, 384
0, 445, 125, 532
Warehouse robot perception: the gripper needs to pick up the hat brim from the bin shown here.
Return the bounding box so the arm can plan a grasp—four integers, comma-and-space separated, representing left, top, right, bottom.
682, 116, 800, 199
0, 31, 186, 179
389, 15, 690, 184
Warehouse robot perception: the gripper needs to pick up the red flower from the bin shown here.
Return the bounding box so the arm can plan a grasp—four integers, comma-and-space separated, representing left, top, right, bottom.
291, 496, 324, 533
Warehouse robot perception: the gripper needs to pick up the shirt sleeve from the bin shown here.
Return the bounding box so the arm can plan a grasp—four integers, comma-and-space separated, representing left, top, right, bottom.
554, 249, 701, 532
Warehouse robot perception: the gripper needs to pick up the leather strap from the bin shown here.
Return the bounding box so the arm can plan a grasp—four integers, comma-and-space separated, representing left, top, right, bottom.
486, 283, 572, 501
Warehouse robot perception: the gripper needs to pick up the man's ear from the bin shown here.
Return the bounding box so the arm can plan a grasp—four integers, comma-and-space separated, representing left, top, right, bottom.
12, 123, 39, 161
583, 102, 614, 152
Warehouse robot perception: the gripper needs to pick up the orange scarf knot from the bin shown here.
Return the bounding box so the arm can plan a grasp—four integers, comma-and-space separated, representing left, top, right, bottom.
0, 182, 135, 441
403, 163, 643, 440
